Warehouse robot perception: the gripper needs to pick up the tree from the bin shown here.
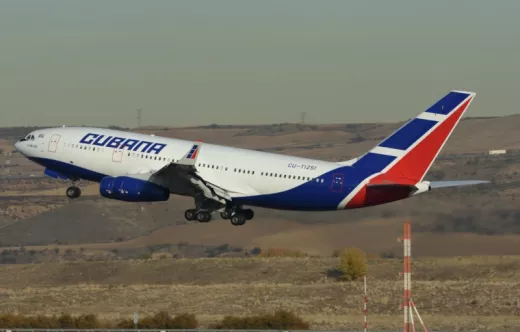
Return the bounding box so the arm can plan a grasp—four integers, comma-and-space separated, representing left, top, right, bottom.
338, 247, 367, 281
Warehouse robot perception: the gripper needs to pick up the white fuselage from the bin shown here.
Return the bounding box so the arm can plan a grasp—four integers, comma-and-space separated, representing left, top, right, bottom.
15, 127, 350, 210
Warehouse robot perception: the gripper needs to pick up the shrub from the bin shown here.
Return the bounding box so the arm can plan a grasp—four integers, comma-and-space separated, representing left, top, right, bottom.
0, 313, 99, 328
171, 313, 198, 329
211, 310, 309, 329
117, 312, 198, 329
338, 247, 368, 281
258, 248, 307, 257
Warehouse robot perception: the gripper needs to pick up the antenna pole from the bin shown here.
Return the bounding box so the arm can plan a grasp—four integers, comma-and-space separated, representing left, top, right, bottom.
137, 108, 142, 128
364, 275, 368, 332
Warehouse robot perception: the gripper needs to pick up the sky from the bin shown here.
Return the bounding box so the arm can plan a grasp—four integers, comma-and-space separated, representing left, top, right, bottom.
1, 0, 519, 128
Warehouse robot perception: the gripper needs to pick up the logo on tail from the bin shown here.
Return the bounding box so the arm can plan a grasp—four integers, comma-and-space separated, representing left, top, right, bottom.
340, 90, 476, 208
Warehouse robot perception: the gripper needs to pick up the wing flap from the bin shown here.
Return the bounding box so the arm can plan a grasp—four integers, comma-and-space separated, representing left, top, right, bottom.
147, 141, 240, 204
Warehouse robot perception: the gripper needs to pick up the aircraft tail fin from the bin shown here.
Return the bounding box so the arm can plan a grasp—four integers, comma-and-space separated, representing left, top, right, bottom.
350, 90, 476, 185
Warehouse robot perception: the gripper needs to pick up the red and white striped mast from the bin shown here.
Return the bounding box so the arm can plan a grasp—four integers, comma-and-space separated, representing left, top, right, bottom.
403, 221, 411, 332
401, 221, 427, 332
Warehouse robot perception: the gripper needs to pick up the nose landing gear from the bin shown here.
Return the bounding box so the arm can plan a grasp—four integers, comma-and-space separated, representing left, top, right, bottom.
66, 186, 81, 199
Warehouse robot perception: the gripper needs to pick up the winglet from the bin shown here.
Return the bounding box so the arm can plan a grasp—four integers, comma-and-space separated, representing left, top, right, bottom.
178, 142, 202, 166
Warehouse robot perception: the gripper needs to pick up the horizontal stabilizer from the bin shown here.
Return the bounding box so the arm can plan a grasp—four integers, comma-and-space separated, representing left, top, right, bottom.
429, 180, 489, 189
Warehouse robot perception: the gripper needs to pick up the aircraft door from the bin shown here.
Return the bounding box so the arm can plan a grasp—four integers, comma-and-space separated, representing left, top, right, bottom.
48, 134, 61, 153
330, 173, 344, 193
112, 146, 126, 163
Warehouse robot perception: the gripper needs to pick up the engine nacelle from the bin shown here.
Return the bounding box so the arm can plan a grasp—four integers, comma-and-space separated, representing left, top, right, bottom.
99, 176, 169, 202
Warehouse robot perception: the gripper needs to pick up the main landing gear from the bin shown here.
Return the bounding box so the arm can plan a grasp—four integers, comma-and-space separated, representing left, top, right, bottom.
184, 209, 212, 223
221, 208, 254, 226
66, 185, 81, 199
184, 207, 254, 226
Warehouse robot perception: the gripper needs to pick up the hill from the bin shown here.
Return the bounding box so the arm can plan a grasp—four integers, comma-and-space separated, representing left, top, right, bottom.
0, 115, 519, 253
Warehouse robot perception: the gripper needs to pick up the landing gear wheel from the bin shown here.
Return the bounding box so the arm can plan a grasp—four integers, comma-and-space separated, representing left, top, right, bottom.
230, 213, 246, 226
220, 211, 231, 220
197, 211, 212, 223
66, 186, 81, 199
185, 209, 197, 221
243, 209, 254, 220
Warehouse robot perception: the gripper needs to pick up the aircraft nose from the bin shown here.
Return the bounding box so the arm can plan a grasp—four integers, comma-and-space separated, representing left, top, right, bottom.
14, 141, 23, 154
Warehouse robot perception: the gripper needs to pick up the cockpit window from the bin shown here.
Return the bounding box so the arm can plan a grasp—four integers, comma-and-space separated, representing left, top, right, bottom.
19, 134, 36, 142
38, 134, 45, 138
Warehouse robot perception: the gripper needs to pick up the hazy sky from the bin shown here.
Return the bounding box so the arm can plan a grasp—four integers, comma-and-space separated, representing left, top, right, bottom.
1, 0, 519, 127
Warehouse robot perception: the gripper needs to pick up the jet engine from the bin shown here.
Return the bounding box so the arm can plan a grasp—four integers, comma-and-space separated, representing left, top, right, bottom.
99, 176, 170, 202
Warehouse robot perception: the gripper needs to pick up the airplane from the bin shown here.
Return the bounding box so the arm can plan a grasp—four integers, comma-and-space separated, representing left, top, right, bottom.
14, 90, 488, 226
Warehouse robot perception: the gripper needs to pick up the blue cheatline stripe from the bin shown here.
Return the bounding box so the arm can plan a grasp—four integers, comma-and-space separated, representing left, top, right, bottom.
353, 152, 397, 172
379, 118, 437, 150
31, 157, 107, 182
425, 91, 469, 115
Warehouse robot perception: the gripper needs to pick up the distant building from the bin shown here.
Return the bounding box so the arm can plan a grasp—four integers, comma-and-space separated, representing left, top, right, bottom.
488, 149, 507, 155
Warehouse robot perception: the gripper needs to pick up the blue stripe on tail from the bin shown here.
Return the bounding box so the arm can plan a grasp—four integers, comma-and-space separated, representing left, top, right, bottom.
425, 91, 470, 115
353, 152, 396, 172
379, 118, 437, 150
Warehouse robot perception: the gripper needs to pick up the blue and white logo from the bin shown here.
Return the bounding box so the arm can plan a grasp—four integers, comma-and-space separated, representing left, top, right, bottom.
79, 133, 167, 154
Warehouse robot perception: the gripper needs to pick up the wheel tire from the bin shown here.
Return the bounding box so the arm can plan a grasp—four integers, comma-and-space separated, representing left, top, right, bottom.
197, 211, 211, 223
203, 211, 212, 222
66, 186, 80, 199
184, 209, 196, 221
230, 213, 246, 226
244, 209, 254, 220
220, 211, 231, 219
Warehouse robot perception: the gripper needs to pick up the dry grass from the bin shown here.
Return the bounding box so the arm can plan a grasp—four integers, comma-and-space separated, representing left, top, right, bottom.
1, 280, 519, 330
0, 256, 519, 330
0, 184, 99, 197
0, 203, 63, 221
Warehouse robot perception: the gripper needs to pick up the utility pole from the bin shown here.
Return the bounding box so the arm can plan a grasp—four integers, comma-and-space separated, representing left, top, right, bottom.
137, 108, 142, 128
300, 112, 306, 124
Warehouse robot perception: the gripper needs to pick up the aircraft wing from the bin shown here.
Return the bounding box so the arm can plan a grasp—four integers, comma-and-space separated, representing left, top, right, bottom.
146, 142, 240, 206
